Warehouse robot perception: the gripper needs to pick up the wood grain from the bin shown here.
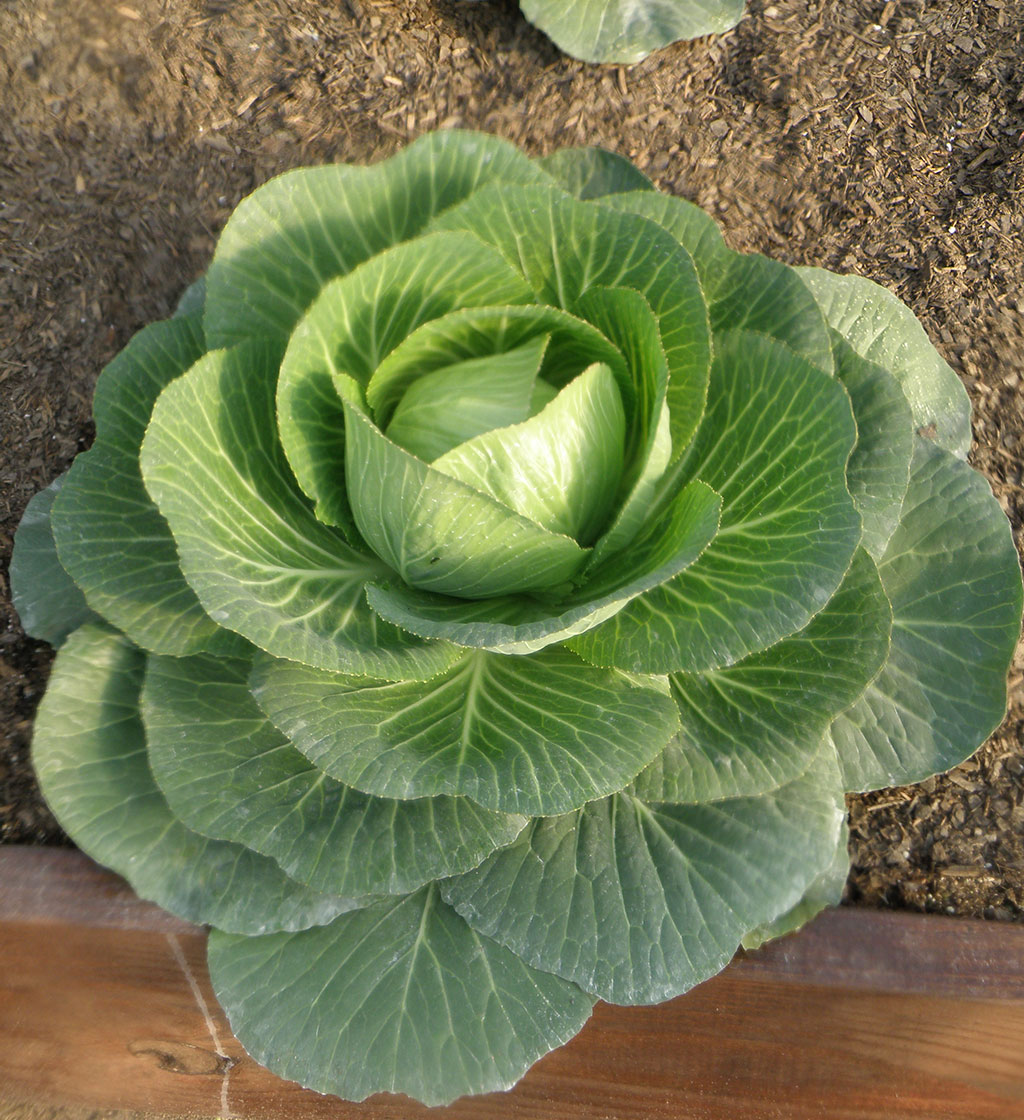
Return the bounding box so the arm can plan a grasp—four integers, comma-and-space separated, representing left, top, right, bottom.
1, 846, 1023, 1120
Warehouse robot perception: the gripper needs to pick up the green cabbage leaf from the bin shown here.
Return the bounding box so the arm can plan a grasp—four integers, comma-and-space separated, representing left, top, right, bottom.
465, 0, 746, 64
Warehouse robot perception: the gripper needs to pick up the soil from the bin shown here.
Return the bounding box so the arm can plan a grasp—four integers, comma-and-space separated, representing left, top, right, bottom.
1, 0, 1022, 920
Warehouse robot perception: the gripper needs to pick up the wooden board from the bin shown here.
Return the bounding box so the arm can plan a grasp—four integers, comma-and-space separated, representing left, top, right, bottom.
1, 846, 1023, 1120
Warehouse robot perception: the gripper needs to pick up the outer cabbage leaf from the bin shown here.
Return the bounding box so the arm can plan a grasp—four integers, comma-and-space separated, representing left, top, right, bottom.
831, 331, 914, 560
599, 191, 730, 289
704, 252, 833, 374
828, 439, 1022, 791
10, 476, 99, 646
173, 275, 206, 319
741, 821, 850, 950
49, 316, 241, 656
143, 651, 527, 898
442, 744, 844, 1005
32, 624, 354, 934
538, 146, 654, 199
208, 886, 595, 1106
796, 266, 972, 458
633, 548, 891, 803
602, 192, 833, 373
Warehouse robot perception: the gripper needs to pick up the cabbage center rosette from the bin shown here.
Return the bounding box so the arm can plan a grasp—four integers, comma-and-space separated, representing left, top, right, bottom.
12, 132, 1022, 1107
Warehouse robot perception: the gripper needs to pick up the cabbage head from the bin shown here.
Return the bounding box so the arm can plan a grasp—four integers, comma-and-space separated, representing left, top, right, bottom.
12, 132, 1022, 1106
464, 0, 746, 63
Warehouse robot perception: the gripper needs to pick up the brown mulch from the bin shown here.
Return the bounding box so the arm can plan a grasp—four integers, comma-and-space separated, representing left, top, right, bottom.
1, 0, 1022, 919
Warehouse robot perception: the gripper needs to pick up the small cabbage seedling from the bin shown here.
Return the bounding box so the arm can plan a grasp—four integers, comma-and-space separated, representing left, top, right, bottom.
12, 132, 1021, 1106
463, 0, 746, 63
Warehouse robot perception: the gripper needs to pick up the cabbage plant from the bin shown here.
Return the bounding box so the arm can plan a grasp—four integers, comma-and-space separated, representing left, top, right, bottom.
12, 131, 1021, 1106
464, 0, 746, 63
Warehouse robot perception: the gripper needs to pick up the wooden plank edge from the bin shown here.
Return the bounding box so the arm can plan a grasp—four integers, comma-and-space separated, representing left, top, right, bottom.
2, 844, 1023, 1120
4, 846, 1022, 996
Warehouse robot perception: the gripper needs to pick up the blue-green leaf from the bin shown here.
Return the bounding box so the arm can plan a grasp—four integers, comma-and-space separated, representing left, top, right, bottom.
742, 821, 850, 950
443, 745, 843, 1005
829, 440, 1022, 791
832, 331, 914, 560
705, 253, 834, 375
32, 624, 354, 934
602, 194, 833, 373
208, 886, 594, 1106
173, 276, 206, 320
598, 191, 730, 290
10, 476, 99, 646
538, 146, 654, 199
518, 0, 746, 64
